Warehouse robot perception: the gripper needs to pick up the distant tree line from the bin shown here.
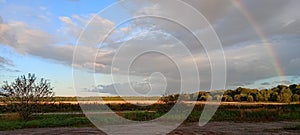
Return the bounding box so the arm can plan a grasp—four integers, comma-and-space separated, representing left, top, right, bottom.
177, 84, 300, 103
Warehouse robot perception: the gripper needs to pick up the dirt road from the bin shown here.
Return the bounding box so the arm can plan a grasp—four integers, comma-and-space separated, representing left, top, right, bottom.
0, 121, 299, 135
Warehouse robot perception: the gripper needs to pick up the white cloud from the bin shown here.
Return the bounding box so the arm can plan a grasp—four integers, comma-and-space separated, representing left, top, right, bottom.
59, 14, 116, 46
0, 21, 59, 54
0, 14, 118, 72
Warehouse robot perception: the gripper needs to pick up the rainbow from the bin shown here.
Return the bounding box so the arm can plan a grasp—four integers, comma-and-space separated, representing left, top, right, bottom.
232, 0, 286, 80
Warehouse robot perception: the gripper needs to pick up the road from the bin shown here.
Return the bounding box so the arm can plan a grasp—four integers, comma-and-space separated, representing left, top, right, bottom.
0, 121, 299, 135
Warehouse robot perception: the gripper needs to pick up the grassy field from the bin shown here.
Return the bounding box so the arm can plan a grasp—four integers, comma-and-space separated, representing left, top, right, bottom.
0, 113, 92, 130
0, 102, 300, 131
284, 124, 300, 130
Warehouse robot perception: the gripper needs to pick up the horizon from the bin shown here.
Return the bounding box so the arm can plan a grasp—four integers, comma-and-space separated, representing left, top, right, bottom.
1, 82, 296, 98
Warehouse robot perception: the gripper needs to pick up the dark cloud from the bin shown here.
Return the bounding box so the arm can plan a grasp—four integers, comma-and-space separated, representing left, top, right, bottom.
273, 80, 291, 85
0, 56, 13, 66
0, 56, 20, 72
261, 82, 271, 86
85, 82, 157, 96
0, 68, 20, 73
229, 82, 245, 87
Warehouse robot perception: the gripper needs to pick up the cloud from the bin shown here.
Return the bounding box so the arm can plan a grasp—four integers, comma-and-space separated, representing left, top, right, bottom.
0, 15, 117, 72
215, 0, 300, 47
85, 35, 300, 95
273, 80, 291, 85
59, 14, 115, 44
126, 0, 300, 48
117, 0, 300, 90
289, 58, 300, 69
229, 82, 245, 87
1, 1, 300, 95
85, 72, 169, 96
89, 82, 152, 96
0, 56, 20, 72
0, 56, 13, 66
261, 82, 271, 86
121, 0, 232, 24
0, 4, 53, 26
0, 18, 61, 54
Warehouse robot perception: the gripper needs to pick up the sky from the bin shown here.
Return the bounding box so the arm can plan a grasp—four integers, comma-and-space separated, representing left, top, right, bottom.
0, 0, 300, 96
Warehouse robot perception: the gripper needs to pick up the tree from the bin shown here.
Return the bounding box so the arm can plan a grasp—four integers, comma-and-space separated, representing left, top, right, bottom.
224, 90, 235, 97
222, 95, 233, 102
257, 89, 270, 102
0, 73, 54, 120
159, 94, 179, 104
292, 94, 300, 102
269, 91, 279, 102
279, 87, 292, 103
290, 84, 300, 94
247, 95, 254, 102
234, 95, 241, 101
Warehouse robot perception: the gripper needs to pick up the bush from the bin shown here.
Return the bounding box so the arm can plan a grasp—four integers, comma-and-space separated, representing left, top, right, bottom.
292, 94, 300, 102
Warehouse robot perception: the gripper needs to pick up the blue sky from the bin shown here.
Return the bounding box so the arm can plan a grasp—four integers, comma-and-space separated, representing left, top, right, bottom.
0, 0, 300, 96
0, 0, 119, 96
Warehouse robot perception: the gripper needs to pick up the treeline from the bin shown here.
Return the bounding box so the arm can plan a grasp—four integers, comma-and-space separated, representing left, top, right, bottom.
178, 84, 300, 103
52, 96, 160, 101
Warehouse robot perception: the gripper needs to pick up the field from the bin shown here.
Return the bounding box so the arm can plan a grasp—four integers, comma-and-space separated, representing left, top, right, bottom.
0, 100, 300, 134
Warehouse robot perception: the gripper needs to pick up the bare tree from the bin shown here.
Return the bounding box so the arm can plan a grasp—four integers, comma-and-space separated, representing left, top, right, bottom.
0, 73, 54, 120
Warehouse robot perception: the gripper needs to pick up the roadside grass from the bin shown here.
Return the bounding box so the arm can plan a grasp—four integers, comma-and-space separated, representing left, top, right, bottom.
283, 125, 300, 130
0, 114, 92, 131
123, 111, 163, 121
122, 105, 300, 122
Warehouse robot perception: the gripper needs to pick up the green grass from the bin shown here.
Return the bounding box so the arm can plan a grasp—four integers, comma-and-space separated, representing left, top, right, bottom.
0, 114, 92, 131
121, 105, 300, 122
123, 111, 163, 121
280, 112, 300, 120
283, 125, 300, 130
